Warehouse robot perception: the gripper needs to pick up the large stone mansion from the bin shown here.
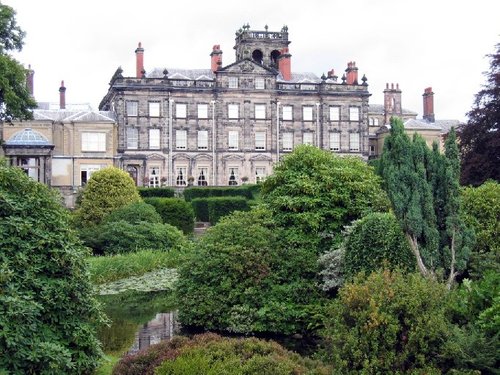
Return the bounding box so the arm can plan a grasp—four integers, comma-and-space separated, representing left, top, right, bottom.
0, 25, 460, 206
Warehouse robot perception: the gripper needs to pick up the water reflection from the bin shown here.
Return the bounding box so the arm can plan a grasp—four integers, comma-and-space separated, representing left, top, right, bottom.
128, 312, 179, 354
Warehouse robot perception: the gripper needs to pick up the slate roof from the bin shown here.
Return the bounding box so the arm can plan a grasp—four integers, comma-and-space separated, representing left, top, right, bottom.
33, 109, 116, 122
368, 104, 418, 116
404, 119, 442, 130
147, 68, 215, 80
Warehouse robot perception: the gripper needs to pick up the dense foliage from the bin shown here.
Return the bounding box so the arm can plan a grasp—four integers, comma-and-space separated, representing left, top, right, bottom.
446, 271, 500, 373
144, 197, 195, 234
113, 333, 330, 375
0, 161, 104, 373
378, 118, 472, 286
461, 180, 500, 277
83, 220, 186, 255
342, 212, 414, 279
207, 196, 250, 224
321, 269, 451, 374
183, 185, 257, 201
176, 208, 325, 335
74, 167, 141, 227
103, 201, 162, 225
459, 42, 500, 186
0, 3, 37, 121
261, 145, 389, 250
137, 187, 175, 198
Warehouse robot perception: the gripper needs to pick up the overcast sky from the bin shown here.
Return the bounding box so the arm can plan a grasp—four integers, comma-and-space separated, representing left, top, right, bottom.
5, 0, 500, 121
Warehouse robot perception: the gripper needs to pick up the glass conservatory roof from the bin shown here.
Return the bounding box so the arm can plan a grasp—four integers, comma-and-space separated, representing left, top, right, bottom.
6, 128, 52, 146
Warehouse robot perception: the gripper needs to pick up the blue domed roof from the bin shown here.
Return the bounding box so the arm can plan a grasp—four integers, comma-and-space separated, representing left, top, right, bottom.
6, 128, 51, 146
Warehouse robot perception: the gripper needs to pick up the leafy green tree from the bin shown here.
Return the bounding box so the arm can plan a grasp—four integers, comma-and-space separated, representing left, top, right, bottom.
0, 3, 37, 121
379, 119, 471, 287
261, 145, 389, 250
461, 180, 500, 278
321, 269, 451, 374
176, 208, 325, 335
74, 167, 141, 227
459, 42, 500, 186
0, 160, 105, 373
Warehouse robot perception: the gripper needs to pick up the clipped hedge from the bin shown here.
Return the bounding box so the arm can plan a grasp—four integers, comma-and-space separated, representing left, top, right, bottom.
138, 187, 175, 198
144, 197, 195, 234
183, 185, 257, 202
191, 198, 210, 222
207, 196, 250, 224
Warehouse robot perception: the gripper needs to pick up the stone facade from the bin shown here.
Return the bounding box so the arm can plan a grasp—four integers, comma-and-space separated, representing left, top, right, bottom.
99, 25, 371, 187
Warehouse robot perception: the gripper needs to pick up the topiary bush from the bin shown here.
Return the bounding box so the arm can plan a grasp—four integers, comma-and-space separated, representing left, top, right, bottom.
144, 197, 195, 234
0, 161, 105, 373
138, 187, 175, 198
74, 167, 141, 227
104, 201, 162, 225
113, 333, 331, 375
207, 196, 250, 224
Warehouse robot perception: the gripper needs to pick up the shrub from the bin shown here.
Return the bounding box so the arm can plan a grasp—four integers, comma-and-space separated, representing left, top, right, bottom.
83, 220, 186, 255
74, 167, 141, 227
461, 181, 500, 278
191, 198, 210, 222
104, 201, 162, 225
0, 161, 105, 373
343, 212, 415, 279
144, 197, 195, 234
261, 145, 390, 251
113, 333, 331, 375
207, 196, 250, 224
138, 187, 175, 198
176, 208, 325, 335
321, 270, 451, 374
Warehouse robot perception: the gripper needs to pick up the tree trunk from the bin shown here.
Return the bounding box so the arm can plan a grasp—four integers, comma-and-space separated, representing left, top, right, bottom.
406, 233, 430, 278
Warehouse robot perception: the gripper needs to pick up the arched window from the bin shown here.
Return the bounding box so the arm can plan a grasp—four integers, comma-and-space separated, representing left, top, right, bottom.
252, 49, 263, 65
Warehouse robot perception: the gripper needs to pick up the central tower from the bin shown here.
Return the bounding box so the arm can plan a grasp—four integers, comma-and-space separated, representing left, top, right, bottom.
233, 24, 291, 69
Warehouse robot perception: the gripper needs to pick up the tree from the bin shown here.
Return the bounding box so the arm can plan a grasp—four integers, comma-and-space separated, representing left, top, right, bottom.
261, 145, 390, 251
0, 3, 37, 121
461, 180, 500, 278
0, 160, 105, 373
321, 270, 451, 374
459, 42, 500, 186
73, 167, 141, 227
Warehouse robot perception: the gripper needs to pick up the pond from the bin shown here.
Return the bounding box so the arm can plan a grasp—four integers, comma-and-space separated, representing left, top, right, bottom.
98, 290, 319, 359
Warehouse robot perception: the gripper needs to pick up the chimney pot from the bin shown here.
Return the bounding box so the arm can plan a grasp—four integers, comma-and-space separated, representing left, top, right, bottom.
135, 42, 145, 78
59, 80, 66, 110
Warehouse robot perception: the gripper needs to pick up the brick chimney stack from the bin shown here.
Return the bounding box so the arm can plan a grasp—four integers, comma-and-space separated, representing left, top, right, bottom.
135, 42, 144, 78
345, 61, 359, 85
423, 87, 435, 122
278, 48, 292, 81
26, 64, 34, 97
210, 45, 223, 73
59, 80, 66, 110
